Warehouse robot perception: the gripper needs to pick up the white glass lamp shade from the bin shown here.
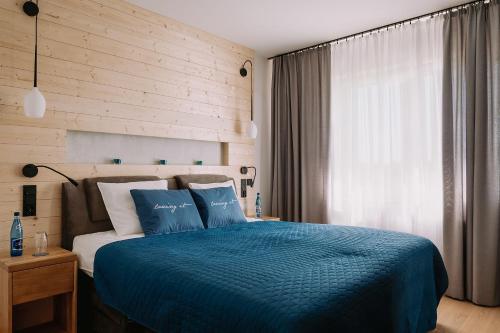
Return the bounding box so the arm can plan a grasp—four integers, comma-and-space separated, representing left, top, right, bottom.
247, 120, 258, 139
24, 87, 46, 118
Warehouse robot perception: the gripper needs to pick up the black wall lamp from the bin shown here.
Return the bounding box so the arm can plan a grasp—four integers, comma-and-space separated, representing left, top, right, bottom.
21, 164, 77, 217
240, 60, 258, 139
22, 164, 78, 186
240, 166, 256, 187
239, 166, 256, 199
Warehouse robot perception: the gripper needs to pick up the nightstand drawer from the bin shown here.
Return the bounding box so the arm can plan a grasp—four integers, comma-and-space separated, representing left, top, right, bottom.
12, 262, 74, 305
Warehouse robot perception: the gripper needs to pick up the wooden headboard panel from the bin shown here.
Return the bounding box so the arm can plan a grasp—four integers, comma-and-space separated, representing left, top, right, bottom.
0, 0, 256, 254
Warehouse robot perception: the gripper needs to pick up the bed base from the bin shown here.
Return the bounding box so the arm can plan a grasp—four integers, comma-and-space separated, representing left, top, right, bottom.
78, 272, 153, 333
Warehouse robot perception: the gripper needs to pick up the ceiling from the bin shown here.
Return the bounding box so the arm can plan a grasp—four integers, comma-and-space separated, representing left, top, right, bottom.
126, 0, 467, 57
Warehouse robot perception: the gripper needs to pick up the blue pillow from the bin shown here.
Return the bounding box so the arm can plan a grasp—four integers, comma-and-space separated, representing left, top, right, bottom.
189, 187, 247, 228
130, 189, 204, 236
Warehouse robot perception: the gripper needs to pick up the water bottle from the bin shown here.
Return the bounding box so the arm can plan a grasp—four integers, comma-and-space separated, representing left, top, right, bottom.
255, 193, 262, 218
10, 212, 23, 257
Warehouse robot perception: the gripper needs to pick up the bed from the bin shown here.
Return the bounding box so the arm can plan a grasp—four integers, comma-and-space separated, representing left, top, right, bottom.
62, 176, 448, 333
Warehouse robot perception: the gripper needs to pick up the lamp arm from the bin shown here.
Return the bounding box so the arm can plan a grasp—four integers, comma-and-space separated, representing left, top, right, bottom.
37, 165, 78, 186
248, 166, 257, 187
242, 60, 254, 121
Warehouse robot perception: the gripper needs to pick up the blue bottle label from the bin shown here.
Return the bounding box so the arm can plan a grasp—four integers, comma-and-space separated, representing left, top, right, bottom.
11, 238, 22, 250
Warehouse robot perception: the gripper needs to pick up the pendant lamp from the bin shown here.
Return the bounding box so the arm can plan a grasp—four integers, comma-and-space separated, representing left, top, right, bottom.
239, 60, 258, 139
23, 0, 46, 118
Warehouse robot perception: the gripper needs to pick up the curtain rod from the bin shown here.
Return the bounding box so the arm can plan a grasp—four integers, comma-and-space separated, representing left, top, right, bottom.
268, 0, 489, 60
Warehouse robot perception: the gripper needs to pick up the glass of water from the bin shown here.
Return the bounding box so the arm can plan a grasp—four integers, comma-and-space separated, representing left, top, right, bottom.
33, 231, 48, 257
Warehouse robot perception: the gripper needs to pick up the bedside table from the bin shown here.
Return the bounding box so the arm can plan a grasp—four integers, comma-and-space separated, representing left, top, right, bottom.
247, 215, 281, 222
0, 247, 77, 333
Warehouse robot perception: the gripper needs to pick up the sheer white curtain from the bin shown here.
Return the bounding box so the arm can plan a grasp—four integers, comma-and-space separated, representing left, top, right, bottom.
329, 17, 444, 251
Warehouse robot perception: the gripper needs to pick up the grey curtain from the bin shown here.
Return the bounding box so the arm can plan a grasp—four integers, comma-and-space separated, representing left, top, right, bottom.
271, 46, 331, 223
443, 0, 500, 306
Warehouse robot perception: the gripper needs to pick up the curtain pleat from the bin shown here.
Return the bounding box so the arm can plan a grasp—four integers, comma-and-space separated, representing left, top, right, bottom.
442, 0, 500, 306
271, 46, 331, 223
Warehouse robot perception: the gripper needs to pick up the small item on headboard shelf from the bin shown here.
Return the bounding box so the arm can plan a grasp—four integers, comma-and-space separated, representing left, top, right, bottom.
112, 158, 122, 165
159, 160, 168, 165
194, 160, 203, 166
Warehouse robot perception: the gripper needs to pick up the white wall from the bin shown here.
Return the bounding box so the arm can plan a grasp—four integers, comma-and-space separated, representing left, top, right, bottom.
66, 131, 222, 165
253, 55, 273, 214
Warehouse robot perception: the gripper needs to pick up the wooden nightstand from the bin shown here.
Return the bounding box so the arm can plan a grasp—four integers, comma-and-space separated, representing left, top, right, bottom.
0, 247, 77, 333
247, 215, 281, 222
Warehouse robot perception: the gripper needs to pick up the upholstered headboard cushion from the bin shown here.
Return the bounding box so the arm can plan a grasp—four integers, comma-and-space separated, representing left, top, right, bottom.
62, 176, 178, 250
175, 174, 235, 190
84, 176, 161, 222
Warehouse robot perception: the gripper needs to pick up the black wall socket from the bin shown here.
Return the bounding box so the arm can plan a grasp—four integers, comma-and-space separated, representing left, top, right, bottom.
23, 185, 37, 217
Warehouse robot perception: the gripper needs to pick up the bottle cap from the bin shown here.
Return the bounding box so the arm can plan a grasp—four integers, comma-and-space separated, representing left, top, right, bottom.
14, 212, 20, 216
257, 192, 260, 195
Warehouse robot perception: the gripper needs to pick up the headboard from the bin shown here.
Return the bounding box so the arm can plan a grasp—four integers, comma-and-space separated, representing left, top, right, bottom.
61, 174, 234, 250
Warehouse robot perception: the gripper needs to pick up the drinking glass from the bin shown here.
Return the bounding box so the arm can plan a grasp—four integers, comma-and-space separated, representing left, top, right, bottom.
33, 231, 48, 257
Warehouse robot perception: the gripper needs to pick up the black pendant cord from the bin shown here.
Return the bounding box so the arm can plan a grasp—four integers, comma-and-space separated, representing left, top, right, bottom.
268, 0, 489, 59
250, 62, 253, 122
34, 0, 38, 87
243, 60, 253, 121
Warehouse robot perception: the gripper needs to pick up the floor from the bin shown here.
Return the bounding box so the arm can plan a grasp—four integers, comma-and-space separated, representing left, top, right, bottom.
434, 297, 500, 332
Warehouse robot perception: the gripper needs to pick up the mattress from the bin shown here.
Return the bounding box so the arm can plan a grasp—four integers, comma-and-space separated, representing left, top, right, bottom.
94, 222, 448, 333
73, 230, 144, 277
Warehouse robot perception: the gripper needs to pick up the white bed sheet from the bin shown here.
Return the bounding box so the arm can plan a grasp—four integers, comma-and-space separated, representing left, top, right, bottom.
72, 230, 144, 277
72, 217, 258, 277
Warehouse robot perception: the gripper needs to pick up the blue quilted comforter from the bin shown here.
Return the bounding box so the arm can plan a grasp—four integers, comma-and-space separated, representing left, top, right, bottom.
94, 222, 448, 333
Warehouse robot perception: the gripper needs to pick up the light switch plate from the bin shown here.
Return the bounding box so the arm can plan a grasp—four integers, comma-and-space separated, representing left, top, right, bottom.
23, 185, 37, 217
241, 179, 247, 198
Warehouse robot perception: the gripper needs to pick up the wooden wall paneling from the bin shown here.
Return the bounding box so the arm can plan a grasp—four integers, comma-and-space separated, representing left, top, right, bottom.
0, 66, 250, 118
225, 143, 257, 166
88, 0, 254, 58
0, 217, 61, 242
0, 199, 61, 222
0, 4, 250, 91
0, 79, 249, 124
0, 47, 249, 124
43, 0, 253, 62
0, 21, 250, 102
0, 0, 256, 255
0, 125, 65, 146
0, 104, 252, 145
47, 0, 246, 74
1, 0, 253, 61
0, 182, 62, 202
0, 144, 65, 164
0, 46, 248, 118
0, 67, 249, 136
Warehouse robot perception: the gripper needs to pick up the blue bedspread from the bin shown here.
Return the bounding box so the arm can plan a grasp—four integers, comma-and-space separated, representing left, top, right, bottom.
94, 222, 448, 333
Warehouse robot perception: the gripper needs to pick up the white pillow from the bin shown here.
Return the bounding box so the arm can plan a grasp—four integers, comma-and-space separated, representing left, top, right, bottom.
188, 180, 237, 195
97, 180, 168, 235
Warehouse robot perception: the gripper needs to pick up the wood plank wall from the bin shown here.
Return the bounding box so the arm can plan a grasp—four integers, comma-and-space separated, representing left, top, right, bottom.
0, 0, 256, 254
